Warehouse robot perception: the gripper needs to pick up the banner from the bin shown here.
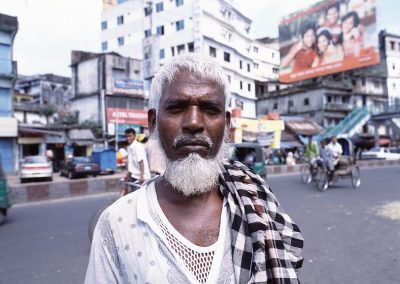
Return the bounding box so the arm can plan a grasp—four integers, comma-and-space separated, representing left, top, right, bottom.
279, 0, 379, 83
107, 108, 148, 126
113, 80, 144, 96
103, 0, 129, 9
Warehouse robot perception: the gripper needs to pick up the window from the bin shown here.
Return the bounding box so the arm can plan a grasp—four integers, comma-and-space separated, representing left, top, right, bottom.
273, 102, 278, 110
227, 75, 231, 82
393, 63, 396, 70
304, 98, 309, 106
273, 67, 279, 74
177, 44, 185, 54
393, 83, 396, 89
253, 46, 258, 53
188, 42, 194, 52
390, 41, 395, 50
327, 96, 332, 103
117, 15, 124, 25
289, 100, 293, 107
117, 36, 124, 46
272, 52, 275, 58
209, 46, 216, 57
240, 81, 243, 90
248, 83, 251, 92
239, 60, 242, 69
156, 25, 164, 35
361, 78, 366, 86
254, 63, 259, 69
144, 29, 151, 37
224, 52, 230, 62
159, 48, 165, 59
176, 20, 184, 31
247, 63, 250, 72
176, 0, 184, 7
156, 2, 164, 12
171, 46, 175, 57
144, 6, 151, 16
101, 21, 107, 30
101, 41, 108, 51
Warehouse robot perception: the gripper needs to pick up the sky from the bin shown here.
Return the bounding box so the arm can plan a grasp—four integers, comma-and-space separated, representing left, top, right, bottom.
0, 0, 398, 77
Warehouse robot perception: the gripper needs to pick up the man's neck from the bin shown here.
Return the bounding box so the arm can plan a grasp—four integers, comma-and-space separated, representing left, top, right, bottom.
154, 177, 223, 247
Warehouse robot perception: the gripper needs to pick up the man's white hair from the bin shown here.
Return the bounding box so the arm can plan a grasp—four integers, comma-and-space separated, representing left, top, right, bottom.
149, 54, 231, 112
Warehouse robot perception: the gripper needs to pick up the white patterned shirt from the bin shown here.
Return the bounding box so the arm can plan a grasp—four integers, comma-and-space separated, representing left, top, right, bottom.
85, 181, 236, 284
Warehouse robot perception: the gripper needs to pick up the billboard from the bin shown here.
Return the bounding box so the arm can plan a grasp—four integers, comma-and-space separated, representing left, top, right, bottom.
103, 0, 129, 9
279, 0, 379, 83
107, 108, 148, 126
113, 80, 144, 96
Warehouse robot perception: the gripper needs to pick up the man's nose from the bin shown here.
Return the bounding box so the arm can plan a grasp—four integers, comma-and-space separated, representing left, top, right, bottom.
182, 106, 204, 134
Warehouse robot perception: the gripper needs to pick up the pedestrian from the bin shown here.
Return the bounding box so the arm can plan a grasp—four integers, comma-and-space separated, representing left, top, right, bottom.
121, 128, 150, 196
85, 54, 304, 284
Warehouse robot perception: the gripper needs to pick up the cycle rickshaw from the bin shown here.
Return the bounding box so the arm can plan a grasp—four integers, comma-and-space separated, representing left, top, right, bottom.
301, 137, 361, 191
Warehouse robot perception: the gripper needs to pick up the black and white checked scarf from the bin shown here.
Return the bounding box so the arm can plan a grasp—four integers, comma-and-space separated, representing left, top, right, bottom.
219, 160, 304, 284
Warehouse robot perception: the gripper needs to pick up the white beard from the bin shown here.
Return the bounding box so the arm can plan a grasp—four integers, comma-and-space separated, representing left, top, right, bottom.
150, 128, 232, 197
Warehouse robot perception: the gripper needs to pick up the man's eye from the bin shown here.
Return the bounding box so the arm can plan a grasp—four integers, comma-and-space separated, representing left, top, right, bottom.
166, 105, 185, 113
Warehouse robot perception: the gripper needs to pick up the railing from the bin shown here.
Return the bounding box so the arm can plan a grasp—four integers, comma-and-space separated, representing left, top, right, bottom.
318, 107, 370, 138
324, 103, 354, 112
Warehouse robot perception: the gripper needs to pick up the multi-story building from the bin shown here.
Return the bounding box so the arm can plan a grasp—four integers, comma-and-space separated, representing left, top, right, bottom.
380, 31, 400, 106
100, 0, 279, 118
256, 31, 400, 135
14, 74, 71, 107
70, 50, 145, 145
0, 13, 18, 173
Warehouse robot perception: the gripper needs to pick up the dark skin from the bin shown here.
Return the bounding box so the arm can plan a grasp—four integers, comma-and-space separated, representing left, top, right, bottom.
148, 71, 231, 247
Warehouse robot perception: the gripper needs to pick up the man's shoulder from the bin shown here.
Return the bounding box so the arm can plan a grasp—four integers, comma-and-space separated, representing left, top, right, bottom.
105, 187, 144, 221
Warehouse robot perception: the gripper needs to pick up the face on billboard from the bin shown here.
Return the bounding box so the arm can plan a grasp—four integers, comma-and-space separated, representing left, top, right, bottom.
279, 0, 380, 83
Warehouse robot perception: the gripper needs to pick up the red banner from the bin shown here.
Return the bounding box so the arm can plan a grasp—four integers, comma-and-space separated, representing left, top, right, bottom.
107, 108, 148, 126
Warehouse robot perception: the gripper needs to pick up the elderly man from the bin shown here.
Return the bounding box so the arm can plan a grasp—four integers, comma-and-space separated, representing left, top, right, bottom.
85, 54, 303, 284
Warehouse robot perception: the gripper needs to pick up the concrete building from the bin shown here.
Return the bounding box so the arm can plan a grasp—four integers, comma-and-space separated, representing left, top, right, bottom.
380, 31, 400, 106
14, 74, 71, 107
100, 0, 279, 118
0, 13, 18, 173
256, 31, 396, 134
70, 50, 145, 145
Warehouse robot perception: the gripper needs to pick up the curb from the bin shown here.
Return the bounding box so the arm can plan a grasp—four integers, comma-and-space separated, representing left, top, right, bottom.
8, 159, 400, 205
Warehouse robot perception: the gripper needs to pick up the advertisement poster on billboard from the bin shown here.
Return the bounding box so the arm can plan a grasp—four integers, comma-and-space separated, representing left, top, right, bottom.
279, 0, 379, 83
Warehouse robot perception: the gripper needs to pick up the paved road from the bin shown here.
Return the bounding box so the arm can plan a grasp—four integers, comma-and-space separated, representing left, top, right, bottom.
0, 166, 399, 284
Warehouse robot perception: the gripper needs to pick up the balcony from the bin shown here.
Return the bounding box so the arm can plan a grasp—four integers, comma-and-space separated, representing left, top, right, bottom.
324, 102, 354, 112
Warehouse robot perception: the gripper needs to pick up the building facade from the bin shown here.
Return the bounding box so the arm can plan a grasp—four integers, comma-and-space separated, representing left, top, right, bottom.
100, 0, 279, 118
70, 51, 145, 146
381, 31, 400, 106
0, 13, 18, 173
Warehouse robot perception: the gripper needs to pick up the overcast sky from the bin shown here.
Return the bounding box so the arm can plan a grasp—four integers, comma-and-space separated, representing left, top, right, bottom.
0, 0, 398, 77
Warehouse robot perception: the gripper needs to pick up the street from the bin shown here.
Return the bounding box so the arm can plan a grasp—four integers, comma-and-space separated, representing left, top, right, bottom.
0, 166, 399, 284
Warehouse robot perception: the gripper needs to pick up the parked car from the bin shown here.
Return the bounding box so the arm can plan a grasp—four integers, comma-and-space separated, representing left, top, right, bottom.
361, 147, 400, 160
232, 142, 267, 178
0, 158, 10, 225
60, 156, 100, 179
20, 156, 53, 183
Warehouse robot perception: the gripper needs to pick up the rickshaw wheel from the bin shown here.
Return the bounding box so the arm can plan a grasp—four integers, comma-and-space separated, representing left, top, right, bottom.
315, 167, 328, 192
301, 164, 312, 184
351, 166, 361, 188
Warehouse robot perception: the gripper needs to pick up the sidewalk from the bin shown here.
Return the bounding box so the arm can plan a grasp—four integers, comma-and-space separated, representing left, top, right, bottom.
7, 159, 400, 205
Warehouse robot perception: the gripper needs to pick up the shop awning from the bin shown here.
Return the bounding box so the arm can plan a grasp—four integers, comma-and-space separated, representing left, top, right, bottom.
284, 119, 323, 136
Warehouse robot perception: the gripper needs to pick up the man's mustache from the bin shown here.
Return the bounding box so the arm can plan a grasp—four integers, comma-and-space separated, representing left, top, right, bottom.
172, 135, 213, 149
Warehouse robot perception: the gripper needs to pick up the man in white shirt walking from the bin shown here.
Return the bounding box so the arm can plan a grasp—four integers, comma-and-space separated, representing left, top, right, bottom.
122, 128, 150, 195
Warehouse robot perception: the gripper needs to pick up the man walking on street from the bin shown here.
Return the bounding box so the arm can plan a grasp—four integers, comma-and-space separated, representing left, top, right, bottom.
86, 54, 304, 284
122, 128, 150, 195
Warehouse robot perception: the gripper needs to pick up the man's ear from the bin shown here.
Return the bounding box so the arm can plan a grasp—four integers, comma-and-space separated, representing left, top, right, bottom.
225, 111, 231, 129
148, 109, 157, 134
